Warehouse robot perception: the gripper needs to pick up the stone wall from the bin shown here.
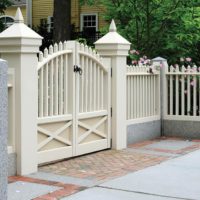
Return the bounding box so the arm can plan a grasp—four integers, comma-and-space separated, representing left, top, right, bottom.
0, 59, 8, 199
127, 120, 161, 144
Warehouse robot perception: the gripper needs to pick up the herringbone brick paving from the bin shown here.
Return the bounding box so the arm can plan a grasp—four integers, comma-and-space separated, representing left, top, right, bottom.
39, 137, 200, 182
9, 137, 200, 199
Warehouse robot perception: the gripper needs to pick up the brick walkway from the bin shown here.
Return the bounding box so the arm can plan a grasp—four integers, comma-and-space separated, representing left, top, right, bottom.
40, 137, 200, 182
8, 137, 200, 200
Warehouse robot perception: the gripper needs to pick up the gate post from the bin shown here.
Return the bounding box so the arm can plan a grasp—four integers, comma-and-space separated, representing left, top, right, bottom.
0, 8, 42, 175
95, 20, 130, 149
152, 57, 168, 136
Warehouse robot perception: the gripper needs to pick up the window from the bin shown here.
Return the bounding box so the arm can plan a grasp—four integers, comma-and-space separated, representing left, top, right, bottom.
80, 14, 98, 32
47, 16, 54, 33
0, 16, 14, 28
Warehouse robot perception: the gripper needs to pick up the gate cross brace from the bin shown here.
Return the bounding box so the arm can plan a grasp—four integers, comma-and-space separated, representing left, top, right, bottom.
78, 116, 107, 143
37, 121, 72, 150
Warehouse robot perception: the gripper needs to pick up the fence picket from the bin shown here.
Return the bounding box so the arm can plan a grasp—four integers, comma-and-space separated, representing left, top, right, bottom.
169, 66, 173, 115
187, 66, 191, 116
175, 66, 179, 115
193, 66, 197, 116
181, 66, 185, 115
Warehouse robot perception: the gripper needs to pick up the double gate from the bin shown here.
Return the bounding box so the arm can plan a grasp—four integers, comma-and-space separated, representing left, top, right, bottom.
37, 41, 111, 164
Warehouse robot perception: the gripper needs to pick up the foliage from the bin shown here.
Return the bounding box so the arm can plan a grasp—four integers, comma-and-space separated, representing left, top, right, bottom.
0, 0, 12, 14
80, 0, 200, 65
33, 19, 53, 51
0, 0, 12, 32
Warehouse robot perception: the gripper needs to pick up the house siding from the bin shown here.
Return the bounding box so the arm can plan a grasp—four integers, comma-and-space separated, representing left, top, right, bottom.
32, 0, 53, 28
4, 6, 26, 23
4, 1, 107, 30
31, 0, 107, 30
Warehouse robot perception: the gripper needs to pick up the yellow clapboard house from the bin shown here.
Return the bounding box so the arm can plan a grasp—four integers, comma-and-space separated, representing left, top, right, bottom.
2, 0, 107, 40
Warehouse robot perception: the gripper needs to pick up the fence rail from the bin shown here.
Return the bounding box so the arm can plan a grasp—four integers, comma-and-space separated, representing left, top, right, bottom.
126, 65, 160, 123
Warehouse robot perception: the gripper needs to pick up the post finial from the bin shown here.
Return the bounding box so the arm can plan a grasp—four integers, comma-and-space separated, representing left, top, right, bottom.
15, 7, 24, 23
109, 19, 117, 32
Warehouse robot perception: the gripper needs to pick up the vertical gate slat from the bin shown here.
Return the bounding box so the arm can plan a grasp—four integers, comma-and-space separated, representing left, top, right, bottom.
55, 57, 59, 115
89, 59, 93, 112
85, 56, 88, 112
81, 55, 84, 113
101, 70, 104, 110
64, 54, 68, 114
93, 63, 96, 111
49, 60, 54, 116
97, 66, 100, 110
44, 63, 49, 116
59, 55, 64, 115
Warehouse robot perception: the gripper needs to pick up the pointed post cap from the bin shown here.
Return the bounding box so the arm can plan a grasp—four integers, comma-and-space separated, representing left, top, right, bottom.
0, 7, 42, 53
15, 7, 24, 23
95, 20, 130, 56
152, 57, 167, 62
109, 19, 117, 32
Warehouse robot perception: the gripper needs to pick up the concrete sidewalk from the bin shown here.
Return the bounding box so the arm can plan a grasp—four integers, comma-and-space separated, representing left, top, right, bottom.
8, 138, 200, 200
62, 149, 200, 200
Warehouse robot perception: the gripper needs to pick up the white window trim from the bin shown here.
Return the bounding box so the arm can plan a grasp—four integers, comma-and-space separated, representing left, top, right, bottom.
0, 15, 15, 21
80, 13, 98, 32
47, 16, 53, 33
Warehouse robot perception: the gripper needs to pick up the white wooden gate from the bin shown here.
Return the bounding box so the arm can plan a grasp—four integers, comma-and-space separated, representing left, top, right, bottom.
37, 41, 111, 164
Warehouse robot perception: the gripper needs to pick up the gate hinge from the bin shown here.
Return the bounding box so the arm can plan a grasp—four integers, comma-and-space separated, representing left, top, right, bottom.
110, 107, 112, 117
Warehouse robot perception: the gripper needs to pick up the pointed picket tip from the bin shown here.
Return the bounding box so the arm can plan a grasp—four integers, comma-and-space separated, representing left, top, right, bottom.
15, 7, 24, 23
109, 19, 117, 32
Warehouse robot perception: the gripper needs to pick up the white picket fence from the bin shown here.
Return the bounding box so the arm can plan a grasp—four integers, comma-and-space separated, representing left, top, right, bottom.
165, 65, 200, 120
126, 65, 160, 124
3, 8, 200, 175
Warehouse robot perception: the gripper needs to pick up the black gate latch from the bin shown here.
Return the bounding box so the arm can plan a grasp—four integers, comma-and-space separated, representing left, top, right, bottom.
74, 65, 82, 75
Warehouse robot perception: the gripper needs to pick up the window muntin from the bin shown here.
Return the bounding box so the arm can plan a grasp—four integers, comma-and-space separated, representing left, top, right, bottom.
81, 14, 98, 31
